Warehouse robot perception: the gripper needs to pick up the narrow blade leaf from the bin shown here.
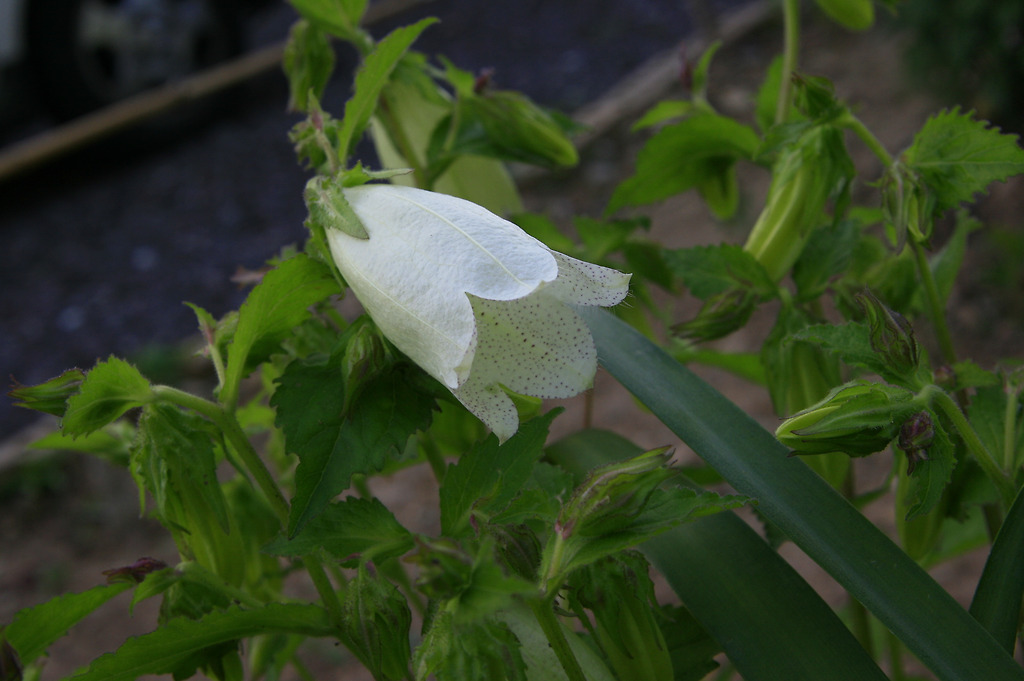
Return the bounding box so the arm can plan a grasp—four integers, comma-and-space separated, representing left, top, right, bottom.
578, 307, 1024, 681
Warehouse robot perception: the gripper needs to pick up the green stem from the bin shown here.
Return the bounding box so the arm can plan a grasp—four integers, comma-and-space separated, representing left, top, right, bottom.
842, 114, 894, 168
774, 0, 800, 125
305, 555, 344, 628
928, 387, 1017, 507
152, 385, 291, 528
910, 240, 959, 369
528, 599, 587, 681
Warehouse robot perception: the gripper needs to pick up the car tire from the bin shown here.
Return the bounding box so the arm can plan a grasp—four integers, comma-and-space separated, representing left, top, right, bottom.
27, 0, 243, 132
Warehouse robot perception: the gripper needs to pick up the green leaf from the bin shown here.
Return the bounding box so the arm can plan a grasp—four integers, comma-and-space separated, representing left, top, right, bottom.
970, 484, 1024, 652
577, 307, 1024, 681
66, 603, 334, 681
63, 357, 152, 437
632, 100, 697, 131
264, 496, 413, 564
283, 20, 336, 112
665, 243, 776, 300
335, 18, 437, 163
905, 108, 1024, 213
440, 411, 558, 537
2, 583, 132, 664
222, 254, 340, 407
930, 209, 980, 304
273, 360, 436, 537
792, 218, 860, 301
607, 113, 759, 214
793, 321, 913, 385
287, 0, 368, 43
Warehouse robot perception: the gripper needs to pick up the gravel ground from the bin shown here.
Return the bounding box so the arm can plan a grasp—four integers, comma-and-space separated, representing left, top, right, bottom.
0, 0, 745, 439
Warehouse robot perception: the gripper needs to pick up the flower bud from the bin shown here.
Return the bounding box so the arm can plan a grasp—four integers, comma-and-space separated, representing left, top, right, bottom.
881, 161, 935, 250
557, 447, 675, 539
857, 290, 923, 383
743, 126, 849, 282
8, 369, 85, 417
673, 288, 758, 341
340, 565, 413, 681
462, 90, 579, 168
776, 381, 918, 456
897, 411, 934, 474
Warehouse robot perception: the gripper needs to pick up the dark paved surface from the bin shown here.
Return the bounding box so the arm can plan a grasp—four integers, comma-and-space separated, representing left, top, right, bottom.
0, 0, 739, 437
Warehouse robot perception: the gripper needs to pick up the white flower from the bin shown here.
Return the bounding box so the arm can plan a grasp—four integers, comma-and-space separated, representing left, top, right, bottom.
325, 184, 630, 442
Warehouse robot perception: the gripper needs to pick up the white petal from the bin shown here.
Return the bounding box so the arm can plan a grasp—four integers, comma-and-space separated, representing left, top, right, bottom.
547, 252, 632, 307
467, 292, 597, 399
328, 185, 559, 388
450, 374, 520, 444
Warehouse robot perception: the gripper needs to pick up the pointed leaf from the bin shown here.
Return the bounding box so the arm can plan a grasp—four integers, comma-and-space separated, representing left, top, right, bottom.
273, 360, 436, 536
66, 604, 334, 681
264, 496, 413, 564
222, 254, 340, 405
3, 583, 132, 664
971, 484, 1024, 652
440, 411, 558, 537
577, 307, 1024, 681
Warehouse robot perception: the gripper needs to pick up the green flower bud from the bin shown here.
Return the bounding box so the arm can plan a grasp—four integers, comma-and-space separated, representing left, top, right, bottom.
743, 126, 850, 282
673, 288, 758, 341
340, 565, 413, 681
462, 90, 579, 168
776, 381, 918, 456
881, 161, 935, 250
8, 368, 85, 417
857, 290, 925, 384
557, 447, 675, 539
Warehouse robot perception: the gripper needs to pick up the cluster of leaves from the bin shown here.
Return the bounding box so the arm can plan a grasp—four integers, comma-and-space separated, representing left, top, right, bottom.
5, 0, 1024, 680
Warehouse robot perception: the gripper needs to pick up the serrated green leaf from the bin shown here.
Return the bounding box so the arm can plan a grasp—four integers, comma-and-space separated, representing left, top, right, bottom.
607, 113, 759, 214
222, 254, 340, 407
3, 583, 132, 664
905, 108, 1024, 213
336, 18, 437, 163
264, 496, 413, 564
792, 218, 860, 301
274, 361, 436, 536
665, 243, 776, 300
62, 357, 152, 437
793, 321, 908, 384
440, 411, 558, 537
66, 603, 334, 681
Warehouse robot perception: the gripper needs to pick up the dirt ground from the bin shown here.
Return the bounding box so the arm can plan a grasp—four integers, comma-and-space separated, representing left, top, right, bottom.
2, 5, 1023, 680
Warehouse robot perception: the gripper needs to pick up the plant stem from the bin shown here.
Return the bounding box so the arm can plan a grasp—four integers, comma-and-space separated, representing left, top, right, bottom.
774, 0, 800, 125
927, 386, 1017, 507
152, 385, 291, 528
842, 114, 894, 168
528, 598, 587, 681
305, 554, 345, 628
910, 240, 959, 369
